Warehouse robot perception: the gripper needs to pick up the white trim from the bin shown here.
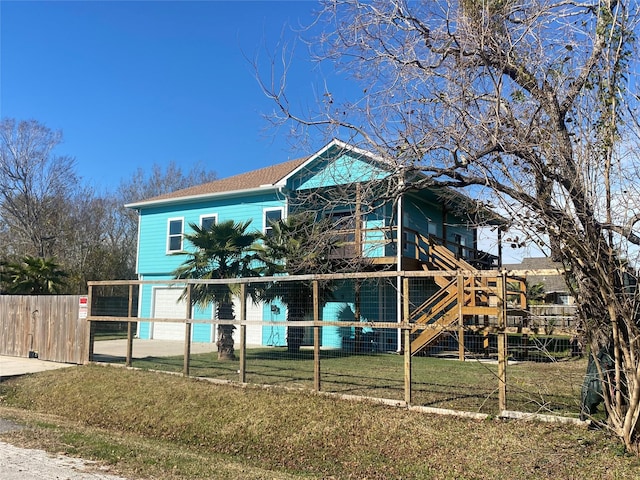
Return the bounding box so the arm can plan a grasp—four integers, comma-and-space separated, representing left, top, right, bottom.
396, 183, 403, 353
263, 207, 285, 235
125, 185, 279, 209
166, 217, 184, 254
134, 214, 141, 274
199, 213, 218, 230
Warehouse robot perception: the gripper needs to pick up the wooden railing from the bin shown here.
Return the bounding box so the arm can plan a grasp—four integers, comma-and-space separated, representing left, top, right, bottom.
327, 226, 499, 271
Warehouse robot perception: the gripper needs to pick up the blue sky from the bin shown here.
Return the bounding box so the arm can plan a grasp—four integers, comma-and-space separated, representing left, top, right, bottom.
1, 0, 332, 190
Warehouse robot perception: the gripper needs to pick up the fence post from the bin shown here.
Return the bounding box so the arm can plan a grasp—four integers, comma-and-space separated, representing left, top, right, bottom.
497, 272, 507, 413
457, 273, 465, 361
403, 276, 412, 405
239, 283, 247, 383
87, 284, 94, 363
183, 284, 192, 377
126, 284, 134, 367
313, 280, 321, 392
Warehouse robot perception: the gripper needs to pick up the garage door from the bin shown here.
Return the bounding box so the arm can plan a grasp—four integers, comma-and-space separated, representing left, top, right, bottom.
152, 288, 188, 340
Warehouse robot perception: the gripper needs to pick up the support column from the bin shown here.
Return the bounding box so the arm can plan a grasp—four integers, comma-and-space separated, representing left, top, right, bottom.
403, 276, 411, 404
497, 273, 507, 412
313, 280, 321, 392
183, 284, 192, 377
239, 283, 247, 383
457, 273, 465, 362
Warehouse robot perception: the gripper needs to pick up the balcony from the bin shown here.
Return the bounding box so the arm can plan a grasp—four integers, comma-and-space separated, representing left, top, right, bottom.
327, 225, 499, 271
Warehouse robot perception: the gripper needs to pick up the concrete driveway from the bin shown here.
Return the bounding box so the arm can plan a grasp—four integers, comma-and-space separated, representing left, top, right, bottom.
1, 339, 218, 380
92, 339, 218, 362
0, 355, 75, 380
0, 440, 129, 480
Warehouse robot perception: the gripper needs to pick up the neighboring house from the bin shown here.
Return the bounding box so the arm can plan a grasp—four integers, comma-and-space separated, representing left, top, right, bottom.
504, 257, 574, 305
126, 140, 502, 353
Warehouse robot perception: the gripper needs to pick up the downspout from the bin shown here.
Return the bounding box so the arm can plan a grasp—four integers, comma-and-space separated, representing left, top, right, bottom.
276, 185, 287, 217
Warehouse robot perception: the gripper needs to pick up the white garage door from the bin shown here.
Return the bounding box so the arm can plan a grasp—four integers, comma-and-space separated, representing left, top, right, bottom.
152, 288, 188, 341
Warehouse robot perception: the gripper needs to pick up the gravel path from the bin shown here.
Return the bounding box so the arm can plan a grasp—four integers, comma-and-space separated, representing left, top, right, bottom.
0, 441, 129, 480
0, 419, 128, 480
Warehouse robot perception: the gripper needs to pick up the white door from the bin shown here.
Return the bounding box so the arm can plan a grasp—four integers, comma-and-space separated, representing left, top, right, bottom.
152, 288, 188, 340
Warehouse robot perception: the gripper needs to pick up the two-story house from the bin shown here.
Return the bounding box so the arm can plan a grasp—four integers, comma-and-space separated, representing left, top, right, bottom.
126, 140, 501, 352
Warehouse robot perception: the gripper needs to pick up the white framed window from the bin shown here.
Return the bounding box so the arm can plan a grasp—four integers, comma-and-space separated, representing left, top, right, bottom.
200, 214, 217, 231
263, 208, 284, 237
167, 217, 184, 253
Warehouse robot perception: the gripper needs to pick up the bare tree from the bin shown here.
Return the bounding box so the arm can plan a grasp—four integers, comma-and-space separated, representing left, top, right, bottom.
116, 161, 219, 272
0, 119, 78, 259
261, 0, 640, 452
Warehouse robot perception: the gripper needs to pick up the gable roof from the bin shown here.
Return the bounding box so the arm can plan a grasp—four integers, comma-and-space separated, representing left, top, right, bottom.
126, 156, 308, 208
125, 139, 373, 209
125, 139, 503, 228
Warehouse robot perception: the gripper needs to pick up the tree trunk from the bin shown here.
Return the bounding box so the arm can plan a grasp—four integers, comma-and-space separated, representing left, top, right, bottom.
216, 302, 235, 361
287, 304, 306, 353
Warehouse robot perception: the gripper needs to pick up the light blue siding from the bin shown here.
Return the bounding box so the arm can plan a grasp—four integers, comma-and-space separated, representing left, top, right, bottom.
290, 152, 389, 191
137, 191, 285, 276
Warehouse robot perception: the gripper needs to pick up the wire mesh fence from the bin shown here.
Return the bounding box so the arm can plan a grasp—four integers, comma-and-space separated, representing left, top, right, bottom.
87, 271, 589, 421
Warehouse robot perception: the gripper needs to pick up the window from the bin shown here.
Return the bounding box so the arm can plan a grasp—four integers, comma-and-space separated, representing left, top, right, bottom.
167, 218, 183, 253
326, 210, 357, 258
263, 208, 283, 237
200, 214, 217, 231
453, 233, 466, 258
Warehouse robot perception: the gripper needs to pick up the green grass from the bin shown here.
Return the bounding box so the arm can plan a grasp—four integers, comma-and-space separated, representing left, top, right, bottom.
0, 365, 638, 479
109, 347, 587, 417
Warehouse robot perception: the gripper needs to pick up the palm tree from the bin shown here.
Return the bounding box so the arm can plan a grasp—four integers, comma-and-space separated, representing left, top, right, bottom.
257, 212, 343, 353
1, 255, 68, 294
173, 220, 262, 360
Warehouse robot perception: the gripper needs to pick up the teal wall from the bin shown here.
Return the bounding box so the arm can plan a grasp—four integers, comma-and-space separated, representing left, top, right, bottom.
262, 299, 286, 346
402, 193, 474, 260
289, 152, 389, 191
136, 191, 285, 276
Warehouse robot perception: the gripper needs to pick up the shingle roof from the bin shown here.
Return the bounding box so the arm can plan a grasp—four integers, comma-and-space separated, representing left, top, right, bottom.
504, 257, 569, 293
128, 156, 309, 207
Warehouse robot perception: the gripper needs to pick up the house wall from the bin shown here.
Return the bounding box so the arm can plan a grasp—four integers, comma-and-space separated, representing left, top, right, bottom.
444, 212, 475, 258
289, 151, 389, 190
403, 194, 441, 261
403, 193, 474, 260
319, 280, 398, 351
132, 147, 478, 347
136, 191, 285, 276
135, 190, 285, 342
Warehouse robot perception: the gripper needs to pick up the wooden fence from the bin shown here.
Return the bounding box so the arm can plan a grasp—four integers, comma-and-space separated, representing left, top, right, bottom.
0, 295, 89, 364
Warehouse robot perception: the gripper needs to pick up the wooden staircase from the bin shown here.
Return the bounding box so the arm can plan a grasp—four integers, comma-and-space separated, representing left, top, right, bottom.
409, 237, 497, 355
